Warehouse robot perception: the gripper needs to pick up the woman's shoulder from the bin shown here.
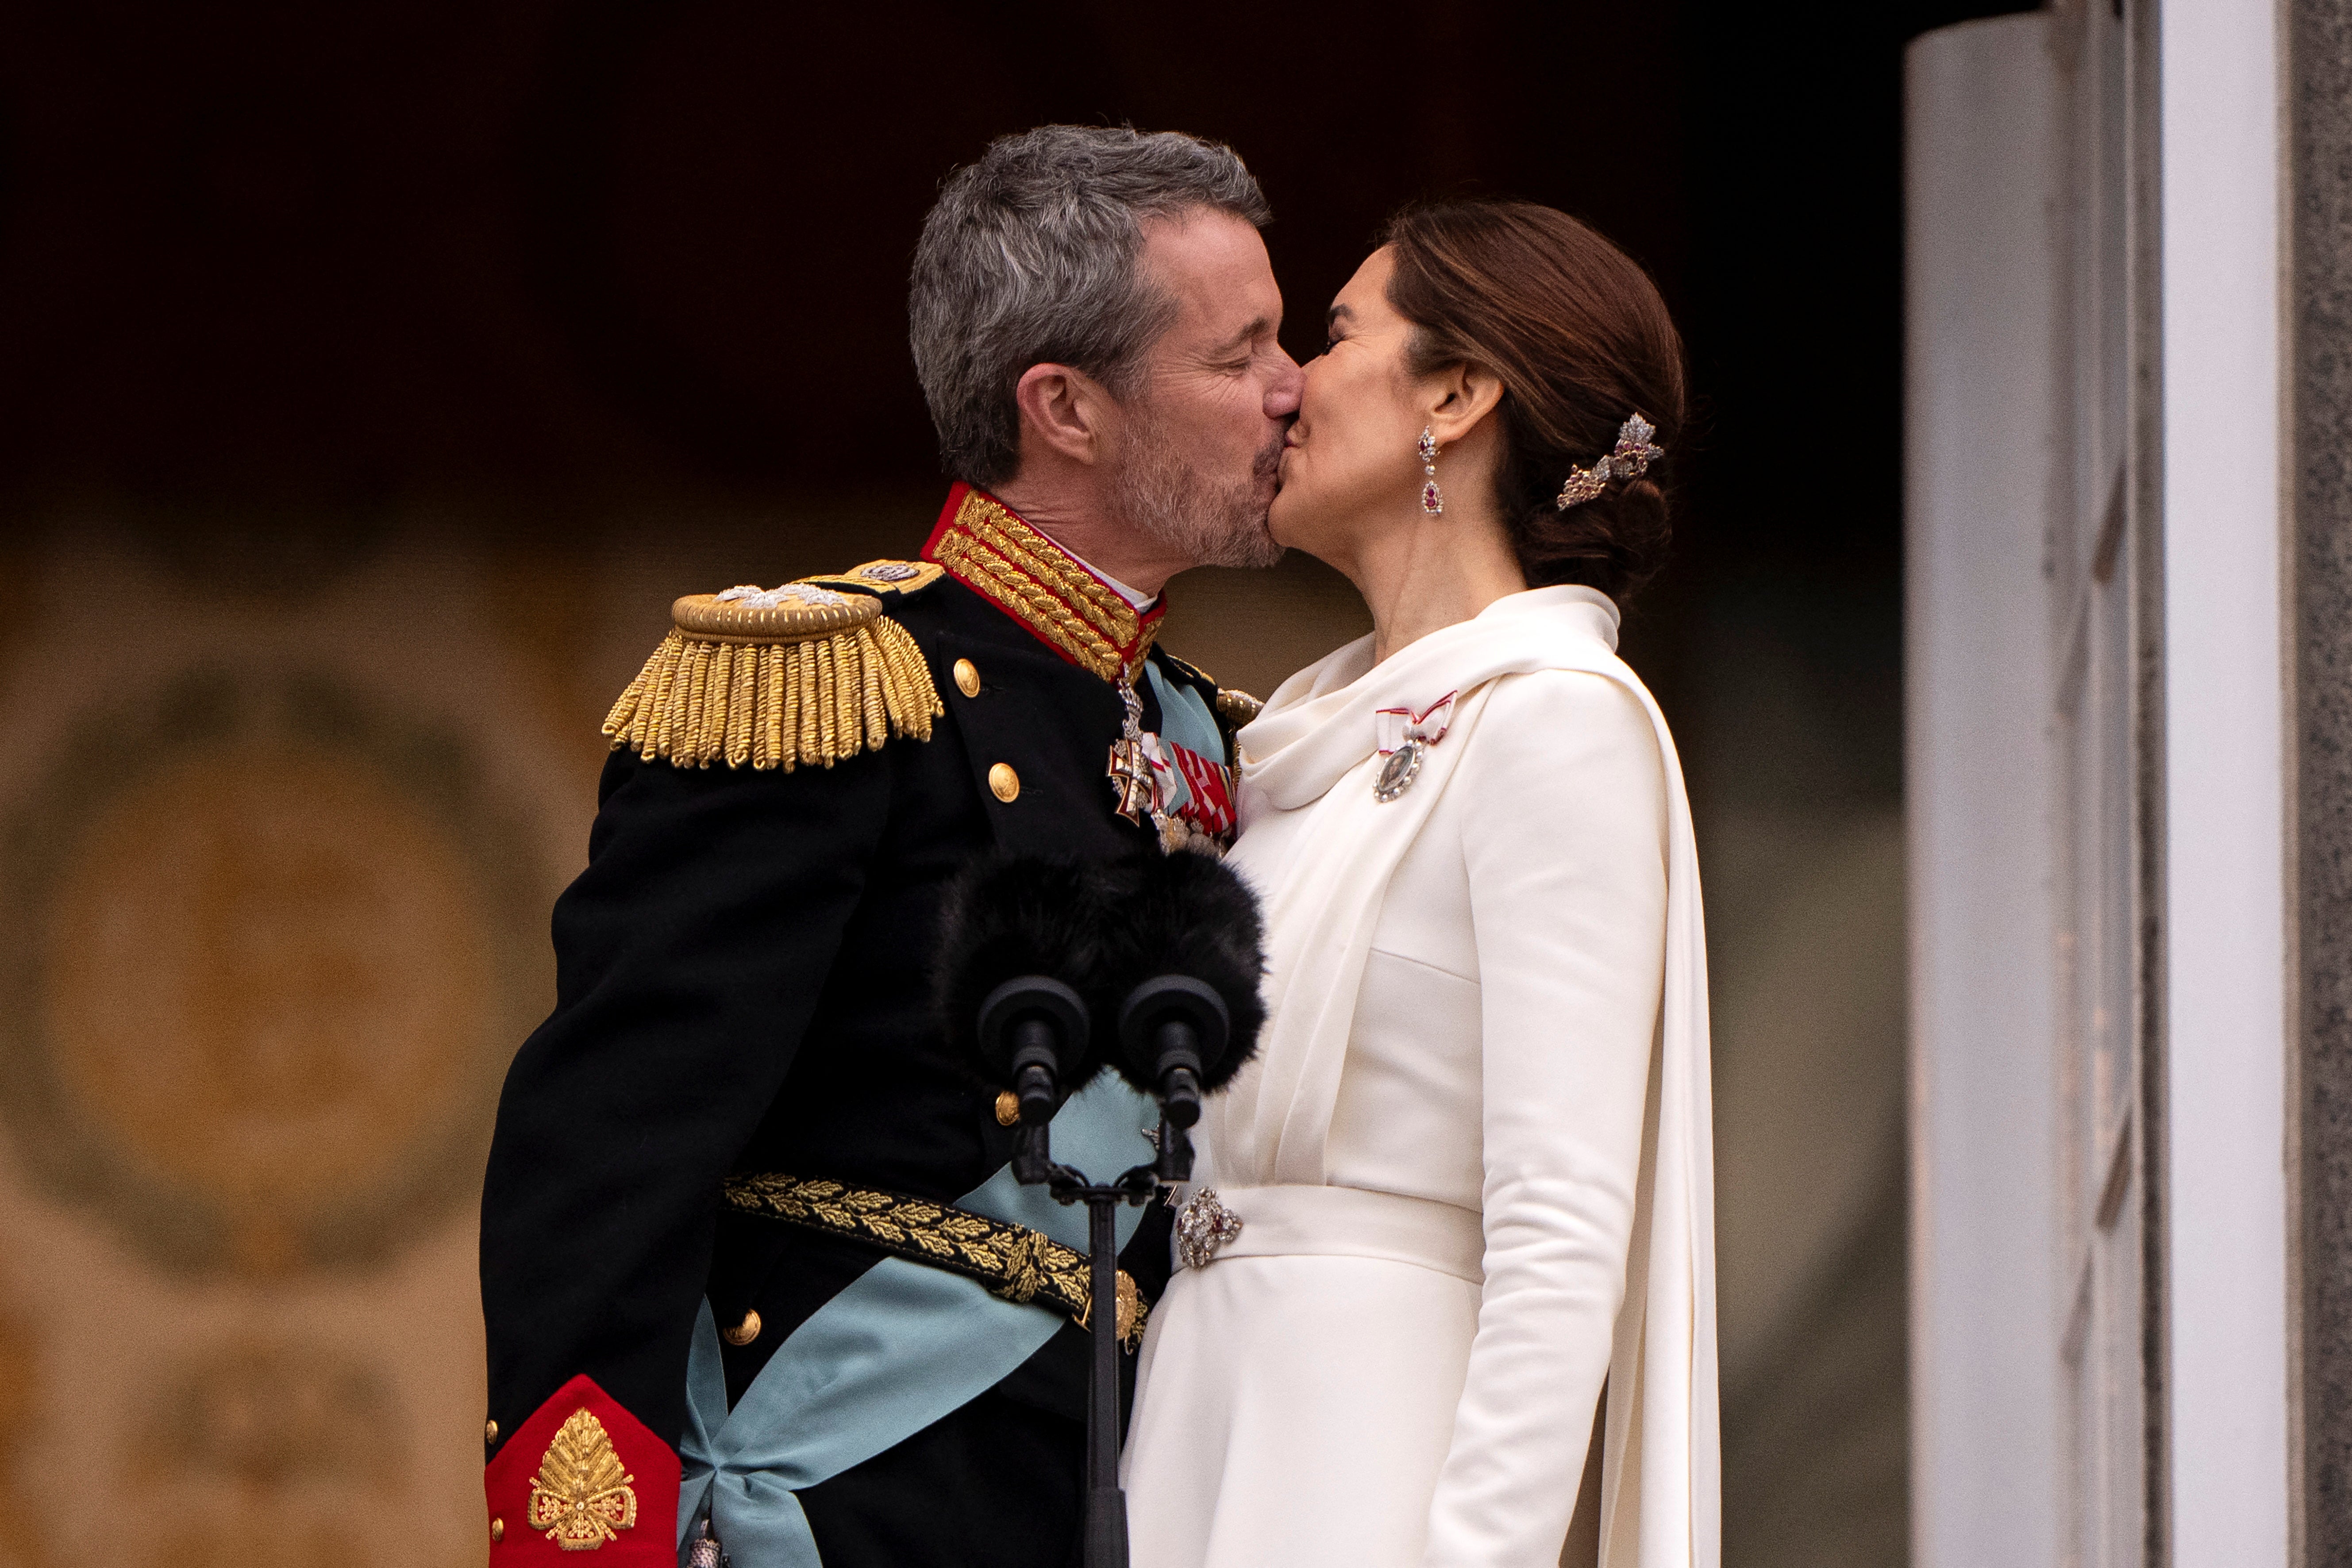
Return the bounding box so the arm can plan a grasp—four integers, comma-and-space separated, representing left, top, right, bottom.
1446, 666, 1667, 812
1469, 665, 1660, 759
1447, 668, 1670, 863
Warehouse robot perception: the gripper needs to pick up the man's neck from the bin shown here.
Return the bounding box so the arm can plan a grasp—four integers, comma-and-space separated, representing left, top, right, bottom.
987, 481, 1187, 599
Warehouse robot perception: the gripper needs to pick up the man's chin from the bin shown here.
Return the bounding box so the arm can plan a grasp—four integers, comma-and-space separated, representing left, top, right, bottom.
1227, 521, 1285, 571
1186, 512, 1283, 572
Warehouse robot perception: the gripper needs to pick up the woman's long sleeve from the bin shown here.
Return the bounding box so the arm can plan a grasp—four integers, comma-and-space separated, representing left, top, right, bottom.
1422, 669, 1668, 1566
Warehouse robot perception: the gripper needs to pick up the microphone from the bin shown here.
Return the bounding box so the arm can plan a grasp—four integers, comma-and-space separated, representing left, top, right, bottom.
936, 855, 1116, 1123
937, 851, 1262, 1568
1092, 851, 1266, 1129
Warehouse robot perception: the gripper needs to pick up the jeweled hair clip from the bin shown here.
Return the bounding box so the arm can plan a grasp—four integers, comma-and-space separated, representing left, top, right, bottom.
1555, 413, 1663, 511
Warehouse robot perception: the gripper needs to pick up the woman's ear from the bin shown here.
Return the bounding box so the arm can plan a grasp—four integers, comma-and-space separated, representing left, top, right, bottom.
1425, 363, 1506, 447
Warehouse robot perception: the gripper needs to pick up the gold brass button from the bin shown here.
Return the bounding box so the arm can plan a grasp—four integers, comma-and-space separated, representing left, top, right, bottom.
484, 1418, 498, 1444
953, 658, 981, 698
723, 1309, 762, 1347
994, 1089, 1020, 1127
491, 1517, 505, 1542
989, 763, 1020, 802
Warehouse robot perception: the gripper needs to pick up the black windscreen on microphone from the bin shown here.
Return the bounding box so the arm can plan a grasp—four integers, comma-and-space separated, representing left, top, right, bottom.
935, 855, 1119, 1121
937, 848, 1266, 1134
1092, 851, 1266, 1125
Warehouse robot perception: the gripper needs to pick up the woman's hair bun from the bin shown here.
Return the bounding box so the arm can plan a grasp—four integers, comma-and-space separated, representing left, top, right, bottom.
1382, 199, 1688, 603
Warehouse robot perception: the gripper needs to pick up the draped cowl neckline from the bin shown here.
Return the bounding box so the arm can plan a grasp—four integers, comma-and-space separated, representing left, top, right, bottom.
1235, 584, 1622, 814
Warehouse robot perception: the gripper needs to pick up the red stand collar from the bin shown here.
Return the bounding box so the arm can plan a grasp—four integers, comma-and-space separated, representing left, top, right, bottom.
923, 483, 1164, 682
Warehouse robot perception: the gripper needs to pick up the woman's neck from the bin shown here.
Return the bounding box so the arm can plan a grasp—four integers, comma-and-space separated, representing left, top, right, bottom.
1347, 498, 1529, 664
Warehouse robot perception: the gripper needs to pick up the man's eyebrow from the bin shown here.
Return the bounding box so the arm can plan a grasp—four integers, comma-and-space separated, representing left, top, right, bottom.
1211, 316, 1274, 355
1326, 303, 1355, 327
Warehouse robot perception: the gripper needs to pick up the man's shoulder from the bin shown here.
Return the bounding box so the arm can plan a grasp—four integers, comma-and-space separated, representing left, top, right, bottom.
599, 562, 949, 774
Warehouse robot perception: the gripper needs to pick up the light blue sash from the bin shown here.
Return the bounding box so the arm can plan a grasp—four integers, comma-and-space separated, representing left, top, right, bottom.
677, 1075, 1159, 1566
1144, 666, 1226, 764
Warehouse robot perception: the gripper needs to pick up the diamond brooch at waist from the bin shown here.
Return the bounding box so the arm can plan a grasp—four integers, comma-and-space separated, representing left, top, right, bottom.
1174, 1188, 1244, 1270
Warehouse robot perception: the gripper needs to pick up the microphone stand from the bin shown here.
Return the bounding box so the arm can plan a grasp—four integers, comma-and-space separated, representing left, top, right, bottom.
1012, 1113, 1194, 1568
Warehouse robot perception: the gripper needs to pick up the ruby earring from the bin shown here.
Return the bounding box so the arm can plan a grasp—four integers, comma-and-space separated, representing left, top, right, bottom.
1419, 428, 1444, 515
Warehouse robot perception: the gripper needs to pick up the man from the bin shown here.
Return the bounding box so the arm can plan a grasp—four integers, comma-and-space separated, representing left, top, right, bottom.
479, 124, 1301, 1566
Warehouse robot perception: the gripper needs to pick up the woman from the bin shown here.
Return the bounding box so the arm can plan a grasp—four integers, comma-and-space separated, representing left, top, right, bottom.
1123, 200, 1717, 1568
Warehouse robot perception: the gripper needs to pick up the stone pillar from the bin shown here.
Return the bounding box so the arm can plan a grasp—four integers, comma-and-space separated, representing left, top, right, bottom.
2292, 2, 2352, 1564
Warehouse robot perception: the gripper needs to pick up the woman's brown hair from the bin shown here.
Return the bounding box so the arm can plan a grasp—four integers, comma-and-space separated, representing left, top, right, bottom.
1383, 198, 1687, 602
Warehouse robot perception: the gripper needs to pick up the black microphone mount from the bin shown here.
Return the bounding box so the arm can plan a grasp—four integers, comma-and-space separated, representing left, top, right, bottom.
974, 971, 1188, 1568
942, 848, 1266, 1568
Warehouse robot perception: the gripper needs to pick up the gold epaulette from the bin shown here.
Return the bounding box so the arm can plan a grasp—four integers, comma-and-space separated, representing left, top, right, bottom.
602, 569, 944, 771
1215, 688, 1264, 726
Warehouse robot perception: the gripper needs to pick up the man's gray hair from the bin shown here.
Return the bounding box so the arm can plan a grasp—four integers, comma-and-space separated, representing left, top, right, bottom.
909, 125, 1271, 488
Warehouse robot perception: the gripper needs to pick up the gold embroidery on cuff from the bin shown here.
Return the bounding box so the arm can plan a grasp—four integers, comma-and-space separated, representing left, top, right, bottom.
526, 1408, 639, 1552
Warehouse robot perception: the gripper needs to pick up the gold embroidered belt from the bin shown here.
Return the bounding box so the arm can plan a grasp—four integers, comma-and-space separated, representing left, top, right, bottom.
720, 1174, 1145, 1348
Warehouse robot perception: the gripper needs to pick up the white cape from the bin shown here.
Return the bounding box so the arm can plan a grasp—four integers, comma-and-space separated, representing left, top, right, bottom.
1221, 586, 1719, 1568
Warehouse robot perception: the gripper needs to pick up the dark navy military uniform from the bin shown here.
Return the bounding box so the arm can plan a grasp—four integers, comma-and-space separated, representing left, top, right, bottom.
479, 486, 1247, 1567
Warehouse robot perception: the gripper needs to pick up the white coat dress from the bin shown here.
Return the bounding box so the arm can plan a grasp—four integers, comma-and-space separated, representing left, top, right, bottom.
1123, 585, 1719, 1568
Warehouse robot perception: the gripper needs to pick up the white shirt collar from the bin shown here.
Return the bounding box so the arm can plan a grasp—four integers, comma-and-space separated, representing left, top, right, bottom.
1061, 544, 1159, 611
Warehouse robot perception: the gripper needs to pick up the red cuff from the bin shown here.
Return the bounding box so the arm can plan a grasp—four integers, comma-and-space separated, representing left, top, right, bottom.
486, 1375, 680, 1564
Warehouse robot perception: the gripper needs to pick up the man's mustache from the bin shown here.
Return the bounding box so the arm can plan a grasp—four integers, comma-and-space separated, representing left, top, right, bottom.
1254, 424, 1289, 486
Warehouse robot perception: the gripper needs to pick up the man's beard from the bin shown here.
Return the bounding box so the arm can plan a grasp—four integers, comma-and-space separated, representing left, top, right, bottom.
1109, 402, 1287, 571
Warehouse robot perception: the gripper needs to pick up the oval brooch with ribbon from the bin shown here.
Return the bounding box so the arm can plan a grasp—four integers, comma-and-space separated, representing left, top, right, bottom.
1373, 692, 1457, 803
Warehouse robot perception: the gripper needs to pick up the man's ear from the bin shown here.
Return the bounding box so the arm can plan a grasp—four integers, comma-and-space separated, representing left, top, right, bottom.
1013, 362, 1118, 467
1425, 363, 1506, 447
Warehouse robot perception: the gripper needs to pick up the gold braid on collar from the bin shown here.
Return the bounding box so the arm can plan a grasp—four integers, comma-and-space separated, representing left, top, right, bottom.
926, 489, 1161, 682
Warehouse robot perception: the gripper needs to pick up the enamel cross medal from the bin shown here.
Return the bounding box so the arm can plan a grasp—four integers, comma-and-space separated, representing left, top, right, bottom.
1107, 680, 1159, 826
1108, 675, 1186, 851
1107, 658, 1240, 855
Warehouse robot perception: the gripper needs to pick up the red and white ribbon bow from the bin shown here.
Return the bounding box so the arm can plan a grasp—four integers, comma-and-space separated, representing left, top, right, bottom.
1374, 691, 1458, 756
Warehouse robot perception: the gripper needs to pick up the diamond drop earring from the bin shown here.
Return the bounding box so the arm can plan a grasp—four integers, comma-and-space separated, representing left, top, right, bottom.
1418, 427, 1444, 515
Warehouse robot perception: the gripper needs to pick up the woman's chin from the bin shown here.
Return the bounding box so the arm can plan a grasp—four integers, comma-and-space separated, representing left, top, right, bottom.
1266, 492, 1306, 553
1267, 477, 1343, 560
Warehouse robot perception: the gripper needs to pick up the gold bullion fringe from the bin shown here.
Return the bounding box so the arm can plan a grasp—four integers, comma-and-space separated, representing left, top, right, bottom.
722, 1173, 1146, 1347
601, 618, 943, 771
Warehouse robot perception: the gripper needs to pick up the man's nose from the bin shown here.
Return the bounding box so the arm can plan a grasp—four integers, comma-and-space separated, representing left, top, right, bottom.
1264, 347, 1305, 420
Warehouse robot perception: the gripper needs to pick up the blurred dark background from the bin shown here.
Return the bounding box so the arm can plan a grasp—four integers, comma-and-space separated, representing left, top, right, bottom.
0, 3, 2021, 1564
